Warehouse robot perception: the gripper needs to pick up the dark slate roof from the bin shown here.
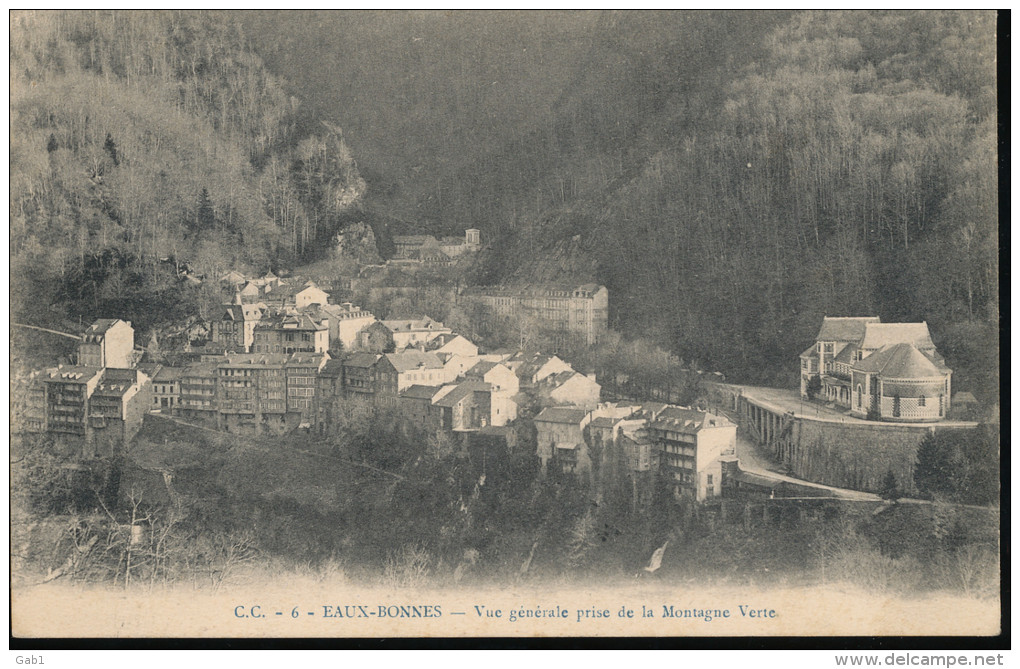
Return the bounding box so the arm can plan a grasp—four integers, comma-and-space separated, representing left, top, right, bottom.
222, 305, 244, 321
400, 384, 443, 400
534, 407, 588, 424
589, 416, 620, 429
153, 366, 183, 381
343, 353, 381, 368
853, 343, 947, 378
433, 380, 490, 408
816, 316, 881, 342
466, 360, 499, 377
85, 318, 123, 334
385, 351, 445, 372
42, 366, 104, 383
833, 344, 858, 364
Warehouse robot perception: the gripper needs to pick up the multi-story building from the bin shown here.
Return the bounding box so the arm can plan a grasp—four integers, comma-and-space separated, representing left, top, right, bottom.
151, 366, 182, 411
212, 302, 265, 352
37, 366, 105, 440
78, 319, 135, 369
341, 353, 381, 398
215, 353, 290, 435
380, 317, 453, 350
643, 406, 735, 501
392, 229, 480, 261
431, 380, 492, 431
176, 362, 219, 425
398, 384, 444, 430
375, 351, 447, 395
286, 352, 329, 427
534, 407, 592, 476
464, 361, 519, 426
461, 284, 609, 346
86, 368, 152, 458
303, 302, 376, 351
315, 359, 344, 433
27, 365, 151, 459
252, 312, 329, 355
800, 317, 952, 422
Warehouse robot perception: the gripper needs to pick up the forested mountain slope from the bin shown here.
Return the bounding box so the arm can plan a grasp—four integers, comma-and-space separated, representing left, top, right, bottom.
245, 11, 997, 398
10, 11, 365, 333
11, 11, 998, 402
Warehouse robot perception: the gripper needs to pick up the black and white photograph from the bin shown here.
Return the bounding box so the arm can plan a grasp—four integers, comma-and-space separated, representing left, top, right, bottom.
9, 10, 1002, 643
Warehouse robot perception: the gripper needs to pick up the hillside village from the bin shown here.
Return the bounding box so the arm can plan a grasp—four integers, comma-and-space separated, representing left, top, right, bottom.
15, 262, 750, 510
14, 245, 987, 514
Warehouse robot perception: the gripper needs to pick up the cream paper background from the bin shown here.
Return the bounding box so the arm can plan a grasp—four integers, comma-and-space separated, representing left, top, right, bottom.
12, 581, 999, 638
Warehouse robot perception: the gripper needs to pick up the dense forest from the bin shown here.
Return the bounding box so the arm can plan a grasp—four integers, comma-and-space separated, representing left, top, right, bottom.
10, 11, 364, 333
10, 10, 999, 399
245, 10, 999, 399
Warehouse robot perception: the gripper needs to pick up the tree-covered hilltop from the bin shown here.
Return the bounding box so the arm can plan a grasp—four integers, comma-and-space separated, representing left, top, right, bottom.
10, 11, 365, 335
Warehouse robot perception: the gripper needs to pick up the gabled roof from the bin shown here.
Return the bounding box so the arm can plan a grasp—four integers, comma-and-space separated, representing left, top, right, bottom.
833, 344, 858, 364
952, 391, 978, 405
534, 407, 588, 424
541, 370, 583, 388
853, 343, 947, 378
42, 366, 104, 383
221, 305, 244, 321
286, 352, 329, 367
255, 312, 327, 331
513, 353, 568, 380
153, 366, 183, 382
800, 344, 817, 358
400, 384, 443, 400
381, 317, 448, 332
649, 406, 733, 432
433, 380, 490, 408
589, 416, 621, 429
816, 316, 881, 342
343, 353, 381, 368
466, 360, 499, 377
85, 318, 125, 334
860, 322, 934, 351
384, 351, 445, 373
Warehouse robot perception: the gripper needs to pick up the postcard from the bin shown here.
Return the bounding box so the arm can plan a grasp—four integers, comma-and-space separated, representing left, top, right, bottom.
9, 9, 1001, 642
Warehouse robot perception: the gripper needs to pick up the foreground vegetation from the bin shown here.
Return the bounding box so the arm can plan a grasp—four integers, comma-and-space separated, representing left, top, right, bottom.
12, 410, 998, 599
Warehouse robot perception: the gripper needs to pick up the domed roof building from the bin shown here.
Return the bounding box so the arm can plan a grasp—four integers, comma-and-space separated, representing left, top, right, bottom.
800, 317, 952, 422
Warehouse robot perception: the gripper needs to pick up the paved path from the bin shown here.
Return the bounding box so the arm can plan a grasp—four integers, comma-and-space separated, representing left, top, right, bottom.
729, 426, 879, 501
729, 384, 977, 428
